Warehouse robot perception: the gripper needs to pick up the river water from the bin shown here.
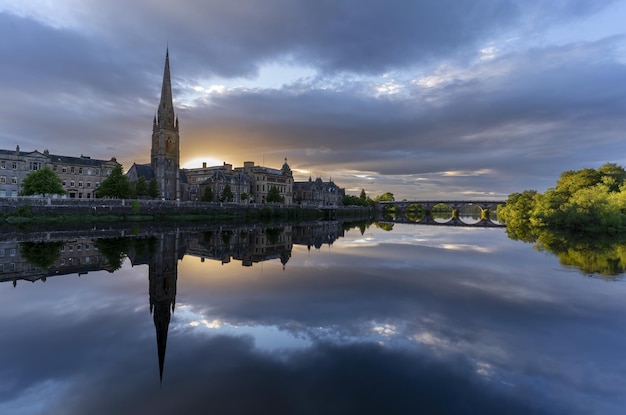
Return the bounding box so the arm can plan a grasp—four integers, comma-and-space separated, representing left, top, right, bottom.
1, 221, 625, 414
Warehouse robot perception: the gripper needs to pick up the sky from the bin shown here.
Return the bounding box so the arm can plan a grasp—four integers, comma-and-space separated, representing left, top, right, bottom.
1, 0, 625, 200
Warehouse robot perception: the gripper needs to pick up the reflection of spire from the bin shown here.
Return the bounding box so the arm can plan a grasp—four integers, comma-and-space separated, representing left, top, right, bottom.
148, 232, 180, 384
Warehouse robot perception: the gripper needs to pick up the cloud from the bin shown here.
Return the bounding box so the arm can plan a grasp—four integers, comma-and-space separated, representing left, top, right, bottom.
0, 0, 624, 199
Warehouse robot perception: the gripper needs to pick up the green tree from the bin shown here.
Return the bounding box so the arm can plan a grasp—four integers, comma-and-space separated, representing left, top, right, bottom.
221, 184, 234, 202
266, 185, 283, 203
19, 167, 66, 197
148, 178, 159, 198
201, 186, 214, 202
135, 176, 148, 197
374, 192, 395, 202
96, 165, 132, 199
241, 192, 249, 202
359, 188, 367, 200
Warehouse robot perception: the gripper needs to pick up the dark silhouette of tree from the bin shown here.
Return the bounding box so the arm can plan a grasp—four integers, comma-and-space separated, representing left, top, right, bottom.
201, 186, 214, 202
148, 178, 159, 198
221, 184, 234, 202
135, 176, 148, 197
20, 241, 63, 269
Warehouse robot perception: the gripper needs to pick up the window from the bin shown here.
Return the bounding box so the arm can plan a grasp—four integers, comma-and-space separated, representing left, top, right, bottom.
71, 167, 75, 174
0, 248, 4, 256
62, 166, 67, 173
11, 162, 17, 169
78, 181, 83, 187
95, 169, 99, 175
12, 177, 17, 184
95, 182, 100, 188
0, 176, 5, 184
78, 167, 83, 174
87, 181, 91, 188
10, 248, 16, 257
62, 180, 67, 186
30, 162, 41, 171
53, 165, 57, 172
0, 161, 5, 169
70, 180, 75, 187
87, 169, 92, 175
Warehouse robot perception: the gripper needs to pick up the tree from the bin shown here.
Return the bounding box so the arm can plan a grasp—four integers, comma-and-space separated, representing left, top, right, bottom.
148, 178, 159, 198
241, 192, 249, 202
19, 167, 66, 197
96, 165, 132, 199
201, 186, 214, 202
266, 185, 283, 203
359, 188, 367, 200
374, 192, 395, 202
20, 241, 64, 269
135, 176, 148, 197
221, 184, 234, 202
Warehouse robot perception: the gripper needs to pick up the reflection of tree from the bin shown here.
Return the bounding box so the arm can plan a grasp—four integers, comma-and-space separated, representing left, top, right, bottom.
20, 241, 64, 269
374, 222, 394, 232
266, 228, 283, 245
95, 238, 131, 271
507, 223, 626, 278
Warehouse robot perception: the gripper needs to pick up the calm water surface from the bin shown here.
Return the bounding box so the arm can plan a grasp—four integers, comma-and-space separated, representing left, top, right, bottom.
1, 222, 625, 414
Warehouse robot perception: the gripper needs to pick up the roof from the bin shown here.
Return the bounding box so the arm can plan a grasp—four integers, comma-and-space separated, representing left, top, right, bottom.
129, 163, 155, 180
48, 154, 118, 167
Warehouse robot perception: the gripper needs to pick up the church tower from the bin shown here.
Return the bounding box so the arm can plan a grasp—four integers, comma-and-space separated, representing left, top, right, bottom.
151, 48, 180, 200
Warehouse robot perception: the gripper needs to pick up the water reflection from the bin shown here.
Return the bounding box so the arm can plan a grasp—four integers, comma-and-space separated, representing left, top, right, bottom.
1, 221, 626, 414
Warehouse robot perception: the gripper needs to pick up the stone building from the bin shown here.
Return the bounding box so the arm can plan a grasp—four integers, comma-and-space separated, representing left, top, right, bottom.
0, 145, 118, 198
234, 159, 293, 204
127, 48, 181, 200
48, 152, 119, 199
293, 177, 344, 207
182, 162, 250, 202
151, 49, 180, 200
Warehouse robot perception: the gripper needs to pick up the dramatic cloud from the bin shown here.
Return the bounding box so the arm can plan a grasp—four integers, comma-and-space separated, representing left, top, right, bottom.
1, 0, 625, 198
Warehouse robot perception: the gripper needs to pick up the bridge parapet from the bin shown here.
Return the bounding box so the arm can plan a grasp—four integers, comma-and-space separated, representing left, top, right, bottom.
377, 200, 505, 212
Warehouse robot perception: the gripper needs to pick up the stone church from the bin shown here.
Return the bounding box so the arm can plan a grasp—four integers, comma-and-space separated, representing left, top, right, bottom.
127, 49, 181, 200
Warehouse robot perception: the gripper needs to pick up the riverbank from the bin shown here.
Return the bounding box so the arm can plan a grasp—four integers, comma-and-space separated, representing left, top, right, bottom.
0, 197, 374, 225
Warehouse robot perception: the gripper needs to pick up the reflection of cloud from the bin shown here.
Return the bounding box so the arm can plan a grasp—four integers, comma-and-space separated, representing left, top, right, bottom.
439, 244, 492, 253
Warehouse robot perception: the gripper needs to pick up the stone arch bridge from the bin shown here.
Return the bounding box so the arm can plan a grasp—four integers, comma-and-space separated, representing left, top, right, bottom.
375, 200, 506, 227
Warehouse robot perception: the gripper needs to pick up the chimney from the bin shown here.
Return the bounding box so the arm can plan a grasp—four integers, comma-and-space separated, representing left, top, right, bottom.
202, 162, 207, 168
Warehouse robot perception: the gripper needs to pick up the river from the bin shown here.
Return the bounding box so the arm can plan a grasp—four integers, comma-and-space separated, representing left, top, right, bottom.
1, 221, 624, 414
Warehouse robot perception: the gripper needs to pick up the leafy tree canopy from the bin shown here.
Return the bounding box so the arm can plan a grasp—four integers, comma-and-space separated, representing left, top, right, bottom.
19, 167, 66, 196
201, 186, 214, 202
96, 165, 132, 199
266, 186, 283, 203
221, 184, 234, 202
499, 163, 626, 234
374, 192, 395, 202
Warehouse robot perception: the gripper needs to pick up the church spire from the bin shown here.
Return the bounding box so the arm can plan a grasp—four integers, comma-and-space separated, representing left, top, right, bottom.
158, 48, 175, 129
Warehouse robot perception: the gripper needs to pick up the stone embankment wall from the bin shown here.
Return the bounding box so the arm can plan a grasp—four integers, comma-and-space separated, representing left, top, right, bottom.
0, 197, 371, 217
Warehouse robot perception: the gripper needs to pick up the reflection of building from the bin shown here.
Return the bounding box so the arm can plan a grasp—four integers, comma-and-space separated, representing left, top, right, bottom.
186, 226, 293, 268
0, 238, 115, 285
147, 232, 184, 383
292, 222, 345, 250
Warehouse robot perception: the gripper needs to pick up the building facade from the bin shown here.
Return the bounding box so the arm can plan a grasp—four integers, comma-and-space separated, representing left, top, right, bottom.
235, 160, 293, 204
0, 146, 118, 198
293, 177, 345, 207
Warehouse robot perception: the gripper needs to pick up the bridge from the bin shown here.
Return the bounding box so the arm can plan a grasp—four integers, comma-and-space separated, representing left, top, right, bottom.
375, 200, 506, 227
376, 200, 505, 211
